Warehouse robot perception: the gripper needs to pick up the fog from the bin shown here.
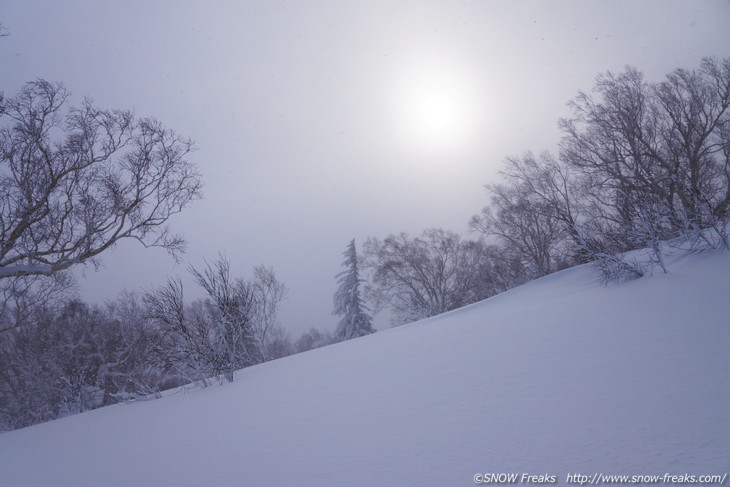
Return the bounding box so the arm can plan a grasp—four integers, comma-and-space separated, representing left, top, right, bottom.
1, 0, 727, 334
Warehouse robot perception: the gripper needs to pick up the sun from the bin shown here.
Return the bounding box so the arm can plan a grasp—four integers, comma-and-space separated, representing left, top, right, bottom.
415, 92, 460, 135
389, 57, 480, 157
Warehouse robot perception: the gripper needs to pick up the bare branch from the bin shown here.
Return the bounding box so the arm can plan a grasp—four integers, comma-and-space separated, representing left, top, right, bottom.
0, 80, 202, 279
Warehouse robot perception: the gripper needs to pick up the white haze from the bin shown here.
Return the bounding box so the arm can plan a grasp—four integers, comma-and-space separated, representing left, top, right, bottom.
1, 1, 728, 334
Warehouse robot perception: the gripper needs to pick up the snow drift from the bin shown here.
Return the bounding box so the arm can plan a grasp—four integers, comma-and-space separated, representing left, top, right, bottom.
0, 249, 728, 486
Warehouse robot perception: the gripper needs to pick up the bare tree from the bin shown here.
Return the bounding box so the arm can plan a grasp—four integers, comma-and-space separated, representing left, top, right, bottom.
363, 229, 494, 325
0, 272, 75, 333
653, 58, 730, 246
190, 256, 258, 381
144, 257, 287, 384
103, 290, 167, 401
293, 327, 334, 353
559, 58, 730, 255
262, 325, 294, 360
0, 294, 171, 430
471, 154, 573, 279
0, 80, 202, 280
144, 278, 217, 387
250, 265, 288, 361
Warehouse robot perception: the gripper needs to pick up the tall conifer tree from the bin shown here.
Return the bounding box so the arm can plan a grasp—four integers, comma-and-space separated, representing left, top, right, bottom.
333, 240, 375, 341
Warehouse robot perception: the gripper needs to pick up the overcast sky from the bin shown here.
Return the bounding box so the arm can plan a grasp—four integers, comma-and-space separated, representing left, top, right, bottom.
2, 1, 728, 335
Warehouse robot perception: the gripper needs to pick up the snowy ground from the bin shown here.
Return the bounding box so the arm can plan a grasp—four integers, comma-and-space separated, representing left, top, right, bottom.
1, 248, 728, 486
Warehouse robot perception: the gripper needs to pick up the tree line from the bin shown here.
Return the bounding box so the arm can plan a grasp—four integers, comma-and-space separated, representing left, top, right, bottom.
1, 57, 728, 430
0, 254, 334, 430
363, 56, 729, 325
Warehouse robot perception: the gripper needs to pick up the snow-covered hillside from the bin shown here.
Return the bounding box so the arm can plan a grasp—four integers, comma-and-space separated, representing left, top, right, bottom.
1, 249, 728, 486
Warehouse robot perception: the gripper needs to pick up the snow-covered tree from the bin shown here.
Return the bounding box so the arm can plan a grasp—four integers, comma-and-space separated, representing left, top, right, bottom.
0, 296, 168, 430
560, 58, 730, 254
189, 256, 259, 382
145, 256, 290, 385
333, 240, 375, 341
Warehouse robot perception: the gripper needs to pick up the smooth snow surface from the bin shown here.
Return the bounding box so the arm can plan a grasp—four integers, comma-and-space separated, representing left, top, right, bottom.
1, 250, 728, 486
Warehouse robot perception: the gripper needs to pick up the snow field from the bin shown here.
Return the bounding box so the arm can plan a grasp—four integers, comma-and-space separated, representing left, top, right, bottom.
0, 249, 728, 486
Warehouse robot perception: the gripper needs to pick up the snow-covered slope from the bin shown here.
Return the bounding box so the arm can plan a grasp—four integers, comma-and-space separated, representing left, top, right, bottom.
1, 250, 728, 486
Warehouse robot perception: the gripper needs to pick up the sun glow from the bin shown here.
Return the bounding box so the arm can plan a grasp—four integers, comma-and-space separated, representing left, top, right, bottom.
389, 56, 480, 156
